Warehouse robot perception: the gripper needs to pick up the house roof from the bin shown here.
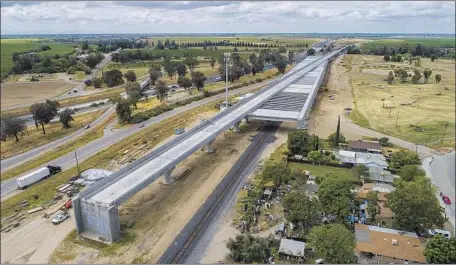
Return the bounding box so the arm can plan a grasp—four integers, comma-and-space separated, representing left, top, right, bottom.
279, 238, 306, 257
368, 167, 395, 183
355, 224, 426, 263
349, 140, 382, 151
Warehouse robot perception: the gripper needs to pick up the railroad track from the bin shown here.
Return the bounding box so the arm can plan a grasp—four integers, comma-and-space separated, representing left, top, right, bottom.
158, 121, 280, 264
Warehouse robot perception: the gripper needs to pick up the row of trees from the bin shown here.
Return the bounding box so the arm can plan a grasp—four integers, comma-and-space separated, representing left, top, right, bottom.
363, 43, 454, 59
386, 68, 443, 85
12, 51, 104, 76
0, 100, 76, 142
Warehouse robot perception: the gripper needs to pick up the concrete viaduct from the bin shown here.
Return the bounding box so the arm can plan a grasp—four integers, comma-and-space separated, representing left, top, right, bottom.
73, 46, 347, 243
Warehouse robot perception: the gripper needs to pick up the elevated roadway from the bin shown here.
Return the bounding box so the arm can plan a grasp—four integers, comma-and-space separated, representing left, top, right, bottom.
73, 47, 347, 242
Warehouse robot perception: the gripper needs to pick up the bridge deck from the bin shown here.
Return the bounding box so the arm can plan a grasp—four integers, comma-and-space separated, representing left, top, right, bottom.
84, 49, 343, 206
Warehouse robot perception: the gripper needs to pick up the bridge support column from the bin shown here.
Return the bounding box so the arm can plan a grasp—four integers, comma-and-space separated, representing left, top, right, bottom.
202, 139, 215, 153
232, 121, 241, 133
162, 167, 175, 185
243, 117, 250, 123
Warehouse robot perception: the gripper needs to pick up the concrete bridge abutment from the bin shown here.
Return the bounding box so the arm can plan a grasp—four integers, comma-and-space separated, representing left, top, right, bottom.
162, 167, 176, 184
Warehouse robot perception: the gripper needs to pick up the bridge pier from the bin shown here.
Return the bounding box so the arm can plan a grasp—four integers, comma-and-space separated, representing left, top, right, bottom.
202, 139, 215, 153
243, 117, 250, 123
232, 121, 242, 133
162, 167, 175, 185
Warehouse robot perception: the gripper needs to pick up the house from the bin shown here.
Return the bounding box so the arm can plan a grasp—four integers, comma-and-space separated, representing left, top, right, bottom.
357, 183, 394, 222
348, 140, 382, 154
355, 224, 426, 264
337, 151, 388, 169
368, 167, 396, 184
278, 238, 306, 259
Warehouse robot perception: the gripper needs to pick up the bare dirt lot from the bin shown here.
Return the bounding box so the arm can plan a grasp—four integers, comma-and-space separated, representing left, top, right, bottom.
49, 121, 264, 264
1, 81, 77, 108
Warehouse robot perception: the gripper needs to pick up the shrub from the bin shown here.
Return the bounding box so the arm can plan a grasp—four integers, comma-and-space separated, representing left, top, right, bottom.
255, 78, 264, 83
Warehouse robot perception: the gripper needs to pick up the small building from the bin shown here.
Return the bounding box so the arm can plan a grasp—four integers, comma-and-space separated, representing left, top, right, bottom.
348, 140, 382, 154
278, 238, 306, 258
337, 150, 388, 169
355, 224, 426, 264
357, 183, 394, 222
368, 167, 396, 184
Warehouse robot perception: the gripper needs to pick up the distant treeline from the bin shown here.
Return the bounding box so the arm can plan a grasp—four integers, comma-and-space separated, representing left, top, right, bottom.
112, 49, 224, 63
361, 42, 455, 59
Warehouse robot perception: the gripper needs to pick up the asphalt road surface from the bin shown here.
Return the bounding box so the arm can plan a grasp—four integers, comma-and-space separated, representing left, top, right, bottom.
1, 106, 114, 172
158, 122, 280, 264
423, 151, 456, 232
0, 81, 270, 201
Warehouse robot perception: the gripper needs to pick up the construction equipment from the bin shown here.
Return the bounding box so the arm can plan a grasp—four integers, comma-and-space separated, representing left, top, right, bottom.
43, 199, 73, 219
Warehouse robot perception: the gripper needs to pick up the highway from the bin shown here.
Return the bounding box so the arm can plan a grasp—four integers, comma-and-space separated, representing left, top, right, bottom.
158, 122, 280, 264
0, 80, 272, 201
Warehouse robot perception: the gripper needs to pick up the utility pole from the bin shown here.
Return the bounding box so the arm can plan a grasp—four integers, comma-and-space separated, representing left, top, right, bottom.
224, 53, 230, 109
74, 149, 81, 176
395, 112, 399, 127
388, 106, 392, 118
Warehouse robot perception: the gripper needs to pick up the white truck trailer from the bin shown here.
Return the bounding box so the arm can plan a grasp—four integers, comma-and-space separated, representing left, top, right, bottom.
16, 167, 52, 189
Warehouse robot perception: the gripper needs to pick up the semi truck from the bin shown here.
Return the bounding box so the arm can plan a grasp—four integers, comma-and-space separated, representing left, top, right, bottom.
16, 165, 62, 189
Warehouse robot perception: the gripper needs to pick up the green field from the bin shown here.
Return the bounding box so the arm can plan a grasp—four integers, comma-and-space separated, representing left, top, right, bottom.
361, 38, 456, 49
1, 38, 77, 80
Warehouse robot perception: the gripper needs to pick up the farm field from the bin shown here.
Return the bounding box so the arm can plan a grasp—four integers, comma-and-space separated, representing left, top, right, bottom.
1, 38, 77, 80
345, 54, 455, 149
0, 109, 106, 159
361, 37, 456, 49
0, 81, 76, 108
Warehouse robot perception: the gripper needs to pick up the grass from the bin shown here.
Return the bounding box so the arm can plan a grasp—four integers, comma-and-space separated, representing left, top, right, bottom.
345, 54, 455, 148
288, 162, 355, 180
1, 102, 215, 217
0, 111, 116, 182
0, 109, 105, 159
1, 38, 76, 80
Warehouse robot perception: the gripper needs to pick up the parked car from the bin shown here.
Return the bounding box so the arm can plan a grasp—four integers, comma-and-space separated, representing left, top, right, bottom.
52, 212, 70, 225
139, 123, 145, 128
427, 229, 452, 238
84, 124, 91, 129
442, 195, 451, 205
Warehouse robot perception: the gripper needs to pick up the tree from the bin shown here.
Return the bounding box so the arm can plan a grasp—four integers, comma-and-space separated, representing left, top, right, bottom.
115, 98, 132, 123
149, 63, 162, 73
378, 137, 392, 146
162, 58, 177, 79
307, 48, 316, 56
399, 68, 409, 82
155, 80, 169, 102
327, 132, 346, 148
383, 55, 391, 61
366, 191, 381, 223
308, 150, 323, 165
129, 90, 141, 110
177, 76, 192, 90
435, 74, 442, 84
262, 163, 291, 187
176, 63, 188, 77
288, 51, 295, 64
103, 69, 124, 87
387, 71, 394, 85
149, 70, 161, 85
274, 55, 287, 74
431, 55, 437, 62
387, 180, 445, 233
351, 164, 369, 182
283, 191, 320, 234
390, 149, 420, 168
58, 108, 75, 128
287, 130, 320, 157
423, 235, 456, 264
399, 165, 426, 182
411, 69, 422, 84
92, 77, 103, 88
124, 70, 137, 82
1, 116, 26, 142
191, 71, 207, 91
183, 55, 199, 74
423, 69, 433, 83
210, 57, 216, 69
317, 175, 355, 221
307, 224, 357, 264
226, 234, 270, 263
29, 103, 41, 130
81, 40, 89, 50
32, 100, 59, 134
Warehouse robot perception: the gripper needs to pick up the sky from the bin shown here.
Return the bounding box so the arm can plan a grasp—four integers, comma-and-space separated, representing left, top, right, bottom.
1, 1, 455, 34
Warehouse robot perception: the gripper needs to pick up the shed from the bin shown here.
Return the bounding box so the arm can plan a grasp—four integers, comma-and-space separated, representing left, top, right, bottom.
279, 238, 306, 258
348, 140, 382, 154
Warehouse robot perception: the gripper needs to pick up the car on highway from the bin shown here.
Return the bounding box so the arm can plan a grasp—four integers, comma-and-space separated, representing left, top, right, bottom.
442, 195, 451, 205
52, 212, 70, 225
139, 123, 145, 128
85, 124, 91, 129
